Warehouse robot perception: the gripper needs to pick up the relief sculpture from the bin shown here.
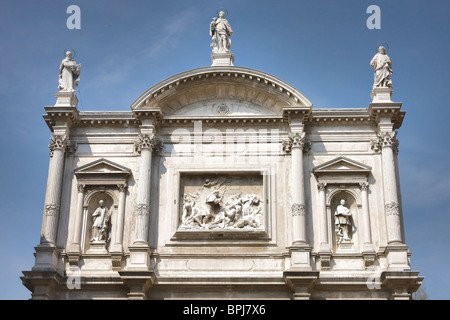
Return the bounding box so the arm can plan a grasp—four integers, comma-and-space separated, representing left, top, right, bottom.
179, 176, 264, 231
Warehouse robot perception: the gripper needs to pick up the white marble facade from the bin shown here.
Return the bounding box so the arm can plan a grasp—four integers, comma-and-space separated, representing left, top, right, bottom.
22, 33, 422, 299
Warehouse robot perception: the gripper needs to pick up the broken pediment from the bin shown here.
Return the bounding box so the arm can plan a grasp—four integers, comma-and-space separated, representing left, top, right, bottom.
313, 156, 371, 184
74, 158, 131, 185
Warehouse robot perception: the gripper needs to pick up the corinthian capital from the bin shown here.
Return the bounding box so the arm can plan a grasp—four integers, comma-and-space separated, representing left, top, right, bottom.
283, 132, 311, 154
371, 131, 399, 153
134, 134, 156, 153
48, 134, 69, 156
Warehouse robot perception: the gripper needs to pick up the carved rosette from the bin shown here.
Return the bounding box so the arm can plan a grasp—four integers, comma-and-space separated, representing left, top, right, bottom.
283, 132, 311, 154
371, 131, 399, 153
291, 203, 306, 217
48, 134, 69, 157
136, 203, 150, 216
385, 201, 400, 216
134, 134, 156, 154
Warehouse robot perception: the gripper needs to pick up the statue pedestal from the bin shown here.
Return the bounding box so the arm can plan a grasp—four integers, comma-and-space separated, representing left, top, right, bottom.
371, 87, 393, 102
211, 51, 234, 66
87, 241, 108, 254
54, 91, 78, 108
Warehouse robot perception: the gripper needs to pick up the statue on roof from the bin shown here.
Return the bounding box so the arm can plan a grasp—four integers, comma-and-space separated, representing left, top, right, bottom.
58, 51, 81, 92
370, 46, 393, 89
210, 10, 233, 53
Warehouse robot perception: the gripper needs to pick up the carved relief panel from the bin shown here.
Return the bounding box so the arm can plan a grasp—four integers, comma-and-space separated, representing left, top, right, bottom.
174, 172, 268, 239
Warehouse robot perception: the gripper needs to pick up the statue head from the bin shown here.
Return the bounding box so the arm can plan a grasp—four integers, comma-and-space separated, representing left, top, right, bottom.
98, 200, 104, 207
65, 51, 73, 59
378, 46, 386, 54
219, 11, 225, 18
340, 199, 346, 205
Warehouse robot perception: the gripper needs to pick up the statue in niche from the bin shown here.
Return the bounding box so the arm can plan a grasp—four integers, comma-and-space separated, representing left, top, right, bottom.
58, 51, 81, 92
334, 199, 353, 243
91, 200, 110, 242
179, 177, 263, 231
370, 46, 393, 89
210, 10, 233, 53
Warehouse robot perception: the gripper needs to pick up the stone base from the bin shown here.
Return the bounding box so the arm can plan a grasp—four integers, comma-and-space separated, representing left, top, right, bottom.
87, 241, 108, 254
283, 271, 320, 300
126, 245, 152, 270
211, 51, 235, 66
371, 87, 393, 102
289, 246, 312, 270
54, 91, 78, 107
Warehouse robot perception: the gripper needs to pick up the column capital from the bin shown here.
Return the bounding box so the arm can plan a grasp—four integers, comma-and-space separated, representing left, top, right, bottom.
283, 132, 311, 153
371, 131, 399, 153
317, 182, 327, 191
134, 134, 156, 153
359, 182, 369, 191
48, 134, 69, 156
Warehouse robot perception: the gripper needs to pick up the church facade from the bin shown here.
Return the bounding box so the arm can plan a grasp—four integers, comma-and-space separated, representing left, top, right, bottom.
21, 13, 423, 300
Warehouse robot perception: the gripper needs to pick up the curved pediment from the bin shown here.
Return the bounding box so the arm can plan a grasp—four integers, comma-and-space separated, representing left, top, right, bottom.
130, 66, 312, 117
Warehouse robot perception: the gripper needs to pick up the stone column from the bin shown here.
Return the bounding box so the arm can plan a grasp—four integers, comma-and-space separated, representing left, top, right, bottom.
359, 182, 374, 248
359, 182, 376, 267
317, 183, 328, 250
289, 131, 309, 246
133, 134, 155, 244
282, 117, 313, 270
40, 134, 68, 246
127, 131, 156, 270
67, 184, 85, 265
113, 184, 127, 250
377, 131, 402, 244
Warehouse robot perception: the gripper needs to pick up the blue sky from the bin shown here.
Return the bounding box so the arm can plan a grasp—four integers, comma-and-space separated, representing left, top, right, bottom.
0, 0, 448, 299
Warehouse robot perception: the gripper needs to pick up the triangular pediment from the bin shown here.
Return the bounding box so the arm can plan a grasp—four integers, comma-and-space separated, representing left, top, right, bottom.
74, 159, 131, 185
313, 156, 371, 175
75, 158, 131, 175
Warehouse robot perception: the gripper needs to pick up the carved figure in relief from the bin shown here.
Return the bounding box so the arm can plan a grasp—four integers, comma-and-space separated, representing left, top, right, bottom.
179, 178, 263, 231
334, 199, 353, 242
91, 200, 110, 242
370, 46, 393, 89
58, 51, 81, 92
210, 11, 233, 53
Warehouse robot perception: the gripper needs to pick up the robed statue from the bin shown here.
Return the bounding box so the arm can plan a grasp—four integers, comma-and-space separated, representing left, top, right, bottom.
210, 11, 233, 53
58, 51, 81, 92
370, 46, 393, 89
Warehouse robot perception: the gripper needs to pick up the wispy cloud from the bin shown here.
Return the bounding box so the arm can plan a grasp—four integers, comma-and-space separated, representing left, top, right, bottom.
87, 7, 199, 88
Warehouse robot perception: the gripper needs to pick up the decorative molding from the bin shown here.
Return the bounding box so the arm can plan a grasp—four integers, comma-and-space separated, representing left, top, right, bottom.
44, 204, 60, 217
292, 203, 306, 217
385, 201, 400, 216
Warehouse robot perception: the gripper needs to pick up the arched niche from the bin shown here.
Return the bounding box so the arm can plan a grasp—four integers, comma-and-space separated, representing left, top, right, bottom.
82, 189, 117, 253
328, 189, 359, 252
